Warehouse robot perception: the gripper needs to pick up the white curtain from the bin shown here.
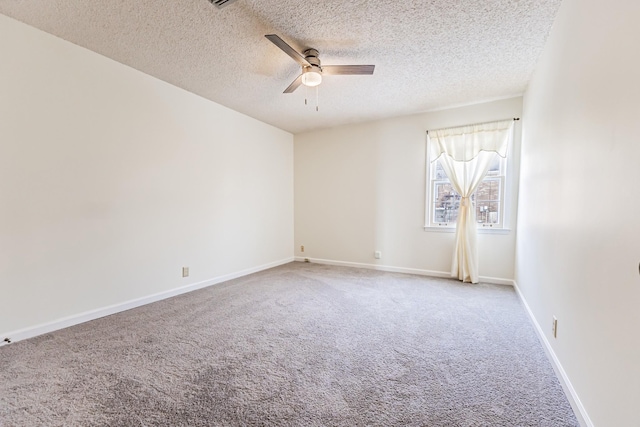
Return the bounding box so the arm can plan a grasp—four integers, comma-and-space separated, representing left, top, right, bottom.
429, 120, 514, 283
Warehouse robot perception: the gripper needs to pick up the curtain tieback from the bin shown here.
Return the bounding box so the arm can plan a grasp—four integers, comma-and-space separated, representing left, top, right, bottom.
460, 197, 470, 207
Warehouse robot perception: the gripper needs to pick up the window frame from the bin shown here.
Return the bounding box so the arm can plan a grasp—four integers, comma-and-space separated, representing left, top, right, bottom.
424, 134, 512, 234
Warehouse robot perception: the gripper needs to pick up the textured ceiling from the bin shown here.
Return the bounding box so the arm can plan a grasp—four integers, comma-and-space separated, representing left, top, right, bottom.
0, 0, 562, 134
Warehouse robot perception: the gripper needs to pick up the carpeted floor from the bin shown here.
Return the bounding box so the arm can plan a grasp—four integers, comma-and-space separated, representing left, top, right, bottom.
1, 262, 579, 426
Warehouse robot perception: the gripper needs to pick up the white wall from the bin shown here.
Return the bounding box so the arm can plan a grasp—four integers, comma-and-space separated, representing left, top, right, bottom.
295, 97, 522, 282
516, 0, 640, 425
0, 15, 293, 338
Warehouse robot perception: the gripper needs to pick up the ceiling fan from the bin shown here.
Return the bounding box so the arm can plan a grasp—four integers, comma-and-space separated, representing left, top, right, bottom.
265, 34, 375, 94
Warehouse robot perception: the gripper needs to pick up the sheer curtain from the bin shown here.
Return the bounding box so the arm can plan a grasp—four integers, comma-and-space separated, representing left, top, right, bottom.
429, 120, 514, 283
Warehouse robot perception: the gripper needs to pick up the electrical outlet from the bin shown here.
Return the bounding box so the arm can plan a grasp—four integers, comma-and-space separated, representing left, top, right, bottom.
182, 267, 189, 278
374, 251, 381, 259
552, 316, 558, 338
301, 245, 305, 252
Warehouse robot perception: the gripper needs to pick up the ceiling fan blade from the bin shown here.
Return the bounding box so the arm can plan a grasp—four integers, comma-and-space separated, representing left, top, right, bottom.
265, 34, 310, 67
283, 75, 303, 93
322, 65, 375, 75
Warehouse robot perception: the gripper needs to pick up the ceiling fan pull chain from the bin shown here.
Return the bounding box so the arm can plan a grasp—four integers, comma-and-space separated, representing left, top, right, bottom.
305, 84, 308, 105
316, 86, 319, 112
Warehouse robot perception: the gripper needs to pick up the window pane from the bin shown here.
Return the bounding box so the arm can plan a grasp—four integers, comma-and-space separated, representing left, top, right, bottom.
485, 156, 502, 177
475, 179, 500, 202
433, 160, 448, 179
475, 179, 501, 224
433, 182, 460, 223
476, 201, 500, 224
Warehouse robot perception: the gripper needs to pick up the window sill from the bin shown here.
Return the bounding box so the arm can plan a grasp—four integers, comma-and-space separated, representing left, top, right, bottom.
423, 226, 511, 235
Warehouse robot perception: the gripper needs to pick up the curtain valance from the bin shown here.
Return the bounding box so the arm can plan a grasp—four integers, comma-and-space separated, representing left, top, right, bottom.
429, 119, 513, 162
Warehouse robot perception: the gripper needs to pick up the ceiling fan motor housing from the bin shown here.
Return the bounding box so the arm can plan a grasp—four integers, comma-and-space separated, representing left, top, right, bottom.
303, 49, 321, 68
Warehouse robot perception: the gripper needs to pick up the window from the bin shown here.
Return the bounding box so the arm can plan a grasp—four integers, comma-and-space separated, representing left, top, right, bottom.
426, 144, 508, 230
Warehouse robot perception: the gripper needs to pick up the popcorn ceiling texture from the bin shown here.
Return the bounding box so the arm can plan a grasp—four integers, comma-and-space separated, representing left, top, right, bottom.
0, 0, 562, 133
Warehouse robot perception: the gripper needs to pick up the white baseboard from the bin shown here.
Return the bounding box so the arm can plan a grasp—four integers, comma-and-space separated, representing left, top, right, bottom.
2, 256, 591, 427
513, 282, 594, 427
294, 257, 515, 286
0, 257, 294, 346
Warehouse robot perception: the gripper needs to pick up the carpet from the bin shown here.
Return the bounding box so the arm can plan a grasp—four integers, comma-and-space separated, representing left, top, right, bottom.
0, 262, 579, 426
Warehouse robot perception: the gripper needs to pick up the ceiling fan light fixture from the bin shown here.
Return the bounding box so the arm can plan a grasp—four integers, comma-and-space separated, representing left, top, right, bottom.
301, 67, 322, 87
265, 34, 374, 94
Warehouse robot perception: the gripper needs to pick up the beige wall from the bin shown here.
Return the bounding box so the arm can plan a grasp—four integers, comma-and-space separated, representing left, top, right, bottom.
0, 15, 294, 336
516, 0, 640, 425
294, 97, 522, 282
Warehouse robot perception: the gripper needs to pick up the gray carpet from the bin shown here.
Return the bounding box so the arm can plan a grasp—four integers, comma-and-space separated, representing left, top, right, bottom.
1, 262, 578, 426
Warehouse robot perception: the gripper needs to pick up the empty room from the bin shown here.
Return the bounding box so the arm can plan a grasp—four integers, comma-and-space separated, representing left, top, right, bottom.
1, 0, 638, 426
